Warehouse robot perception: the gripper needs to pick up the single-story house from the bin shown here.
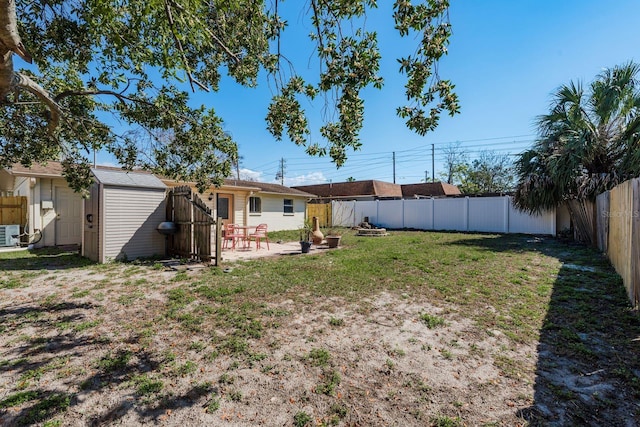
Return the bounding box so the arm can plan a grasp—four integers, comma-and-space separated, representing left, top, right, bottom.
162, 178, 316, 232
1, 162, 315, 258
292, 180, 461, 203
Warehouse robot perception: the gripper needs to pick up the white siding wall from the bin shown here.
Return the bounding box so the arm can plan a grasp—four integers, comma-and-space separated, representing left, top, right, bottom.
234, 193, 246, 226
103, 186, 166, 261
247, 194, 306, 231
333, 196, 556, 235
14, 177, 78, 248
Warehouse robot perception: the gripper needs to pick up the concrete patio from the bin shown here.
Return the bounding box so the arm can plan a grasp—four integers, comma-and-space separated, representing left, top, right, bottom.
219, 240, 327, 262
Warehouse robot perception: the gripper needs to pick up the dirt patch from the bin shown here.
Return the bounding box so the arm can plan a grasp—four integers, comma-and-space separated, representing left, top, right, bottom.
0, 264, 537, 426
1, 246, 639, 426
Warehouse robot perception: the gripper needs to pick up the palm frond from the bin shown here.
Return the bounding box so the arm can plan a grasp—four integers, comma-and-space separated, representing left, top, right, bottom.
515, 62, 640, 213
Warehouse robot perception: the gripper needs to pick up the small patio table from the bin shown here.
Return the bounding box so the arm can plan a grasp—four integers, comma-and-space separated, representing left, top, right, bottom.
233, 225, 257, 249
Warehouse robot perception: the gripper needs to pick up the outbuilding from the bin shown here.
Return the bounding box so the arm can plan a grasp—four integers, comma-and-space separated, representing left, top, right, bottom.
83, 169, 167, 263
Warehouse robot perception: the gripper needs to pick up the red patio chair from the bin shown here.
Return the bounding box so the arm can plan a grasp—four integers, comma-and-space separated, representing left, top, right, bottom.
223, 223, 245, 250
248, 223, 270, 250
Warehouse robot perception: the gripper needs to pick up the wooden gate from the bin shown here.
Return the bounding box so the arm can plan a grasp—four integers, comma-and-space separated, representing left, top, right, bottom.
307, 203, 331, 227
166, 186, 215, 262
0, 196, 27, 226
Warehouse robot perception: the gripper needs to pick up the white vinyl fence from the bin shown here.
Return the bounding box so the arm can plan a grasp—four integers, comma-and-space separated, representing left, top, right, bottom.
332, 196, 556, 235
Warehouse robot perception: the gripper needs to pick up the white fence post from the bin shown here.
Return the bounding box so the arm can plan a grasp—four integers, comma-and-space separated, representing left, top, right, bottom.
464, 197, 469, 231
504, 197, 510, 233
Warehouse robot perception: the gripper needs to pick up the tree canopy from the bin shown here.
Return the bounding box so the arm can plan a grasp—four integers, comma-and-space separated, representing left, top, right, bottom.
0, 0, 459, 193
514, 62, 640, 213
438, 144, 514, 195
457, 150, 514, 195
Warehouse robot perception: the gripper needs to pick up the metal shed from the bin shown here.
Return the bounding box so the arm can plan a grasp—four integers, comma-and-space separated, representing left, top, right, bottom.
83, 169, 167, 263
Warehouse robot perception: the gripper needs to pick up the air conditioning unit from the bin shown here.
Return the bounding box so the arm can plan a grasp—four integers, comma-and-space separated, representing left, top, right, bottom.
0, 225, 20, 247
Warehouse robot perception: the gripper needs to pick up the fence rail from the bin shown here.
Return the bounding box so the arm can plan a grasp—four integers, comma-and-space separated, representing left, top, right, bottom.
331, 196, 556, 235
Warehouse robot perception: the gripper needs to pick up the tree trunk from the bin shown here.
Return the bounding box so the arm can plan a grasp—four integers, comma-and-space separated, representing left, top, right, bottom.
0, 0, 61, 131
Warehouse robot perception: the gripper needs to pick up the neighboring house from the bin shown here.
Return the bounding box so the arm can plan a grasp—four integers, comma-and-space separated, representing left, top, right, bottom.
0, 162, 83, 248
293, 180, 403, 202
400, 182, 462, 198
293, 180, 461, 203
162, 178, 316, 232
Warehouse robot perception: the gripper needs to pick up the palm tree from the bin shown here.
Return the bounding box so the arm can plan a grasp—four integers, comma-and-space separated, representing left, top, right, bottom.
514, 62, 640, 244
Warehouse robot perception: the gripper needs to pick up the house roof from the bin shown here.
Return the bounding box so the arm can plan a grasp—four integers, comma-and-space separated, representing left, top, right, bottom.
92, 169, 167, 190
400, 182, 461, 197
4, 161, 143, 178
5, 162, 66, 178
222, 179, 316, 197
4, 162, 313, 196
162, 177, 316, 198
293, 180, 462, 199
292, 180, 403, 198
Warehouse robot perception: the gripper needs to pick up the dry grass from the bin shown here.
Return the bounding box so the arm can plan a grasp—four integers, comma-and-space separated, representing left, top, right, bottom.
0, 231, 639, 426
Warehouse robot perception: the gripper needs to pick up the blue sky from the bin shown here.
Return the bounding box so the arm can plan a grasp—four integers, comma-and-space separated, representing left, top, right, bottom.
96, 1, 640, 187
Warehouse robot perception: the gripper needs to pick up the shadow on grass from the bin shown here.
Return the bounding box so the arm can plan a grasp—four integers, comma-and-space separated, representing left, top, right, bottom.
0, 291, 214, 426
0, 247, 93, 271
447, 234, 640, 425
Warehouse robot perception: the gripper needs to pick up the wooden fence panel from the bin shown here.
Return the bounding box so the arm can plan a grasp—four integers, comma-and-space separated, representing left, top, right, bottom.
0, 196, 27, 226
607, 180, 635, 305
307, 203, 331, 227
632, 179, 640, 306
596, 191, 610, 253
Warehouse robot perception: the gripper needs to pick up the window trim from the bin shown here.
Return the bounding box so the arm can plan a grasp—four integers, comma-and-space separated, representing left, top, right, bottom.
249, 196, 262, 215
283, 198, 294, 215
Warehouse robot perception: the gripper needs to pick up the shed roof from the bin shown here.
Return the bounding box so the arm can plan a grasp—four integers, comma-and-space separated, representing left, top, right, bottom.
92, 169, 166, 190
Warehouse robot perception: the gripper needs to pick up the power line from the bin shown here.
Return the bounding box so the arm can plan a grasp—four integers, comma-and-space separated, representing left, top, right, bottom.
243, 133, 540, 184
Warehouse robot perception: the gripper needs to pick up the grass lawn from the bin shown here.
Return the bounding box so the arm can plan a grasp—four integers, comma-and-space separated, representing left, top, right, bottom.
0, 231, 638, 426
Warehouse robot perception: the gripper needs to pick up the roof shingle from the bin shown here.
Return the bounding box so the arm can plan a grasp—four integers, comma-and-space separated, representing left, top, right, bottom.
400, 182, 461, 197
292, 180, 403, 198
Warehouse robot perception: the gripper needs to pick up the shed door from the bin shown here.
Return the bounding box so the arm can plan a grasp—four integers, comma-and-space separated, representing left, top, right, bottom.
55, 186, 82, 245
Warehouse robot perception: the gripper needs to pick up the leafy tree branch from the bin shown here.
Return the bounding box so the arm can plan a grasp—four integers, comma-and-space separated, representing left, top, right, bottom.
1, 0, 458, 192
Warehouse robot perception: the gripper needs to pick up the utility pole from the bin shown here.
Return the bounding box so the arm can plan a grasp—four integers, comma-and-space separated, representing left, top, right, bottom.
425, 170, 429, 182
275, 158, 286, 185
392, 152, 396, 184
431, 143, 435, 182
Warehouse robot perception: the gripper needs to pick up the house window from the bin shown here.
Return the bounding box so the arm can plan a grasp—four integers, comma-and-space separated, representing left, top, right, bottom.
249, 196, 262, 214
283, 198, 294, 214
